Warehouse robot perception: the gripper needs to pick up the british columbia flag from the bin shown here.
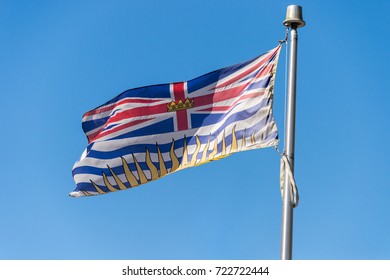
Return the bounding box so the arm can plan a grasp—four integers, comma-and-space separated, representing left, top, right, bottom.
71, 45, 281, 197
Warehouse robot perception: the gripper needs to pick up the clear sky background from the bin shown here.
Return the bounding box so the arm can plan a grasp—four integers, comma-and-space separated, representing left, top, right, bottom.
1, 0, 389, 260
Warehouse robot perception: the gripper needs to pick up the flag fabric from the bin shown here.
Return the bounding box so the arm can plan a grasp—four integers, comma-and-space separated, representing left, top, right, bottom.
71, 45, 281, 197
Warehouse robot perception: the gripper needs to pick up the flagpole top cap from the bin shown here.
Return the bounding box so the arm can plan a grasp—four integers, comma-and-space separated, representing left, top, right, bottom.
283, 5, 305, 28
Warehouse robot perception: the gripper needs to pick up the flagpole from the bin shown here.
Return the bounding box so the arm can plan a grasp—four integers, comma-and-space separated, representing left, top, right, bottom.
280, 5, 305, 260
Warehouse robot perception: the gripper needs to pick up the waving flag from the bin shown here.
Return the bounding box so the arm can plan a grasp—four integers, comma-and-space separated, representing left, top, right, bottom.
71, 45, 281, 197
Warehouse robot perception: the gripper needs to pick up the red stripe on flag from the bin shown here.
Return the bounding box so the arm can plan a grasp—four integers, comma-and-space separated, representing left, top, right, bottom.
83, 98, 163, 118
88, 118, 154, 143
196, 106, 232, 112
172, 82, 189, 131
83, 104, 116, 118
173, 83, 185, 101
105, 104, 167, 125
214, 46, 279, 90
194, 80, 262, 107
176, 110, 188, 131
196, 92, 265, 113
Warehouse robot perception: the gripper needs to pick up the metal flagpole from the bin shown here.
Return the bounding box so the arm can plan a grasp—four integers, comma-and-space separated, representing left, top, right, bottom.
280, 5, 305, 260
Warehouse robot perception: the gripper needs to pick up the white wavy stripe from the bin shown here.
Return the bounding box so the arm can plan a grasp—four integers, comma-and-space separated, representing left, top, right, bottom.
69, 191, 98, 197
85, 124, 105, 137
82, 103, 115, 121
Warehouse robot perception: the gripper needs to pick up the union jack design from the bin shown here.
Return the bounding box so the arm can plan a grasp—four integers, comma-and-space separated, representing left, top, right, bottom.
71, 45, 281, 197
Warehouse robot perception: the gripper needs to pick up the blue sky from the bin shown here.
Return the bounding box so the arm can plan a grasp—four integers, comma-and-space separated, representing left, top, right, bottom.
0, 0, 389, 260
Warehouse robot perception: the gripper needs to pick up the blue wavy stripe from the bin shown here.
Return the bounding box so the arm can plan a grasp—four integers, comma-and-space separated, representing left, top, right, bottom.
247, 75, 271, 91
82, 116, 109, 134
109, 118, 175, 140
88, 84, 171, 110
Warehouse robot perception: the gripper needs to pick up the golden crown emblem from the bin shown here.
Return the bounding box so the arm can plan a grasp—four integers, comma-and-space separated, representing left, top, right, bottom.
166, 98, 194, 112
